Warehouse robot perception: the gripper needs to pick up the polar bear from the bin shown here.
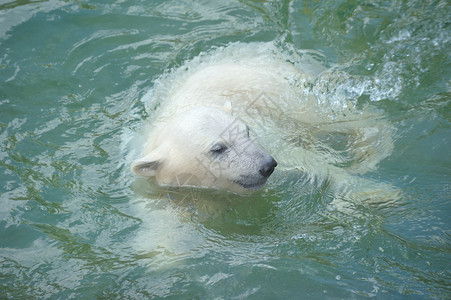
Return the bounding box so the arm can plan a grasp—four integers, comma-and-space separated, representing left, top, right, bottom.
131, 43, 396, 198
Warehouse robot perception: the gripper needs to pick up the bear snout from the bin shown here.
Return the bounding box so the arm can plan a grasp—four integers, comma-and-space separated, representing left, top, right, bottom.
259, 156, 277, 178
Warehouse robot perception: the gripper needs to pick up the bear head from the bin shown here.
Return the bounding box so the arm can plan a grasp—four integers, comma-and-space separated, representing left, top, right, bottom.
131, 106, 277, 194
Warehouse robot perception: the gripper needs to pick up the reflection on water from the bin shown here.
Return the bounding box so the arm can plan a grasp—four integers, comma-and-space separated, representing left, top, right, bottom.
0, 0, 449, 298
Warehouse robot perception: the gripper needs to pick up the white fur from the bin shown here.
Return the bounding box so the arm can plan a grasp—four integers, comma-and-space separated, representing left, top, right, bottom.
132, 42, 396, 198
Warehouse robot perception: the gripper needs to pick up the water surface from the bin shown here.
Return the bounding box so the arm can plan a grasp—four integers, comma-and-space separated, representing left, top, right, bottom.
0, 0, 450, 298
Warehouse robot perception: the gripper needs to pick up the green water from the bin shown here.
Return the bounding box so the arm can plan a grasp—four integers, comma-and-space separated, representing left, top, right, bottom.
0, 0, 450, 299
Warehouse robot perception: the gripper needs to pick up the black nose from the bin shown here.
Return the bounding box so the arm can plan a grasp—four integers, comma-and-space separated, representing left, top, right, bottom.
259, 156, 277, 178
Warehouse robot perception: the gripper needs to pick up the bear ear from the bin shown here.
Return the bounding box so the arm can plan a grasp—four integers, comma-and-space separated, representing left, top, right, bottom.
222, 100, 233, 114
131, 153, 163, 178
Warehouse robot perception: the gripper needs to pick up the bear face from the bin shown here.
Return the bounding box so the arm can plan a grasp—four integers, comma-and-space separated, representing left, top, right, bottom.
131, 107, 277, 194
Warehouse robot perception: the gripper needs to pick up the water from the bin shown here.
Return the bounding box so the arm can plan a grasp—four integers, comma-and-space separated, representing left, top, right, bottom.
0, 0, 449, 298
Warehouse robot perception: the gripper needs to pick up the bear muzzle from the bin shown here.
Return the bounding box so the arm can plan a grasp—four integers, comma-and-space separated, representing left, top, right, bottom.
233, 155, 277, 191
259, 155, 277, 178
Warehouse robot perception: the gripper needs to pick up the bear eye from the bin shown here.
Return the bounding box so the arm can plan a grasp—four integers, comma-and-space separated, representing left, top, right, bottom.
210, 142, 228, 155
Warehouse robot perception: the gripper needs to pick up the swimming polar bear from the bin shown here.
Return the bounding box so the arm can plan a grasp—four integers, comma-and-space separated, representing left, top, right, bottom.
131, 42, 397, 199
